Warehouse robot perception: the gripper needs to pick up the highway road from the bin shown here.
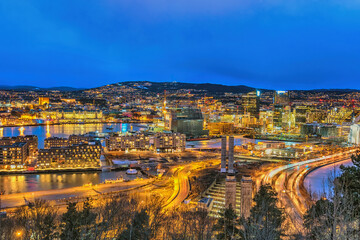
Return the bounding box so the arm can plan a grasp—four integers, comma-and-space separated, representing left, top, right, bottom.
164, 159, 220, 209
259, 148, 358, 233
0, 159, 220, 213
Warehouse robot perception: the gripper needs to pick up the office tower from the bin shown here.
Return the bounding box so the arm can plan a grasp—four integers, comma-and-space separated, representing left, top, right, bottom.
273, 91, 290, 129
242, 91, 260, 118
348, 124, 360, 145
166, 108, 209, 139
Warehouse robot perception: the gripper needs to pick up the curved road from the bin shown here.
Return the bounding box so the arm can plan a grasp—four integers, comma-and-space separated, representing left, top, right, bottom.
259, 148, 358, 233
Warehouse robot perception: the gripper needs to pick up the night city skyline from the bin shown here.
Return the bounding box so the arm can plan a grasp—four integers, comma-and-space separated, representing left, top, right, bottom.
1, 2, 360, 239
1, 1, 360, 89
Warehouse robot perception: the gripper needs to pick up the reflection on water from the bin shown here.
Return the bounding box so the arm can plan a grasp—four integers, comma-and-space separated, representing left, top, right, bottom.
304, 159, 353, 199
0, 171, 140, 194
0, 123, 145, 194
0, 123, 141, 148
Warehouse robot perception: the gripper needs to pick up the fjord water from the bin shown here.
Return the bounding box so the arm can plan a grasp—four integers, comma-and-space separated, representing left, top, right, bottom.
0, 123, 142, 148
0, 123, 143, 194
304, 159, 354, 199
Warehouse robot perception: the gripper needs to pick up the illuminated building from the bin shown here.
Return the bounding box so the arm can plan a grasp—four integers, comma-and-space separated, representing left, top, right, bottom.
301, 122, 341, 138
0, 135, 38, 157
38, 110, 103, 122
166, 108, 208, 139
45, 135, 94, 149
18, 135, 38, 156
273, 90, 290, 130
208, 122, 234, 135
197, 197, 214, 212
301, 122, 319, 136
254, 141, 286, 151
294, 106, 308, 126
38, 97, 50, 106
266, 147, 306, 159
348, 124, 360, 145
37, 141, 101, 169
324, 108, 354, 124
44, 137, 69, 149
153, 132, 186, 152
274, 90, 290, 105
318, 124, 341, 138
241, 91, 260, 118
68, 135, 93, 145
61, 98, 77, 104
0, 142, 28, 168
106, 132, 186, 152
106, 133, 150, 151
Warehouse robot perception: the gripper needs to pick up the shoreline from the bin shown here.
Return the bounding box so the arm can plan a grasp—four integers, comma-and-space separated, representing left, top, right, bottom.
0, 120, 153, 128
300, 158, 352, 200
0, 166, 147, 175
0, 167, 102, 175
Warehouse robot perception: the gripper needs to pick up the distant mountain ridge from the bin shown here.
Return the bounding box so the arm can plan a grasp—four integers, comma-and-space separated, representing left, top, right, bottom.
0, 81, 359, 93
115, 81, 257, 94
0, 85, 83, 91
291, 88, 360, 93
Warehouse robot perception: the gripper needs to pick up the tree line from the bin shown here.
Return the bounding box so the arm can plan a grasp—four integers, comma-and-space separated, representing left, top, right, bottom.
0, 184, 285, 240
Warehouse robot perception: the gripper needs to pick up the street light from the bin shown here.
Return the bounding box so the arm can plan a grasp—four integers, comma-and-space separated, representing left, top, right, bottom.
16, 231, 22, 238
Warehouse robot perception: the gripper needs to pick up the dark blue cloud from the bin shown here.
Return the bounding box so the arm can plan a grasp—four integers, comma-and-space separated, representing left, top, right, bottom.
1, 0, 360, 89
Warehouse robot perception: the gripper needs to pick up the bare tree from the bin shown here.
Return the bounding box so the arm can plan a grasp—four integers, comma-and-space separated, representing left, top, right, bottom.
13, 199, 59, 240
304, 172, 357, 240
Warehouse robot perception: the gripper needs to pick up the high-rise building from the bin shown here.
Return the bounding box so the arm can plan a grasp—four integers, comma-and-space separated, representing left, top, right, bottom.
273, 91, 290, 129
241, 91, 260, 118
274, 90, 289, 106
348, 124, 360, 145
166, 108, 208, 139
295, 106, 308, 126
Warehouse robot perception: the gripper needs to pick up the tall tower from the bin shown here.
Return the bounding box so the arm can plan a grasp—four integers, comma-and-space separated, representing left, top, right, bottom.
241, 175, 253, 219
228, 136, 234, 174
163, 90, 167, 114
225, 175, 237, 210
221, 136, 227, 173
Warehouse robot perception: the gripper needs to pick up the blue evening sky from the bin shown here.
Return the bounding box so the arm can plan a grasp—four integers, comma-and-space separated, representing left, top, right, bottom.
1, 0, 360, 90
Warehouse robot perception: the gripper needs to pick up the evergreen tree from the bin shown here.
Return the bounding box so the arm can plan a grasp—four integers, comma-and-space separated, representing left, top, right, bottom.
79, 198, 97, 238
213, 205, 238, 240
117, 208, 151, 240
303, 198, 334, 239
240, 184, 284, 240
60, 202, 80, 240
339, 152, 360, 236
339, 153, 360, 210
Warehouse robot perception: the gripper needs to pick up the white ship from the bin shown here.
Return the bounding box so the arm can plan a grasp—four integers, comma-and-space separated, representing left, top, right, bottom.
126, 169, 138, 175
